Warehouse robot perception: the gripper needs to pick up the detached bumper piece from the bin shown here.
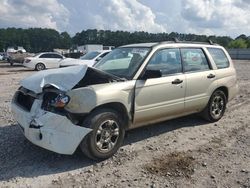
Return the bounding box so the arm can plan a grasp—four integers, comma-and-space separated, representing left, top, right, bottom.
11, 98, 92, 155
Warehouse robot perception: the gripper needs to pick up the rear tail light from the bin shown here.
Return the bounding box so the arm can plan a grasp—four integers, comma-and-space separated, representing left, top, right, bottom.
25, 59, 31, 63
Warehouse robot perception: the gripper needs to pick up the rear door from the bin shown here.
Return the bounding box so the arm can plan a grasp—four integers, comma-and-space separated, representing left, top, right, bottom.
133, 48, 186, 126
39, 53, 63, 68
181, 48, 217, 113
49, 53, 63, 68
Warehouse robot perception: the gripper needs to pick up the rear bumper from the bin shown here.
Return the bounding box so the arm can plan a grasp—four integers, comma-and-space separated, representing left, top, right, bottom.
11, 100, 92, 155
228, 83, 239, 101
23, 63, 35, 69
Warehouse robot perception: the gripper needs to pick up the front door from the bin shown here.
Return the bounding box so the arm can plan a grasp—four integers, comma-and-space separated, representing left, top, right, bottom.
133, 48, 186, 127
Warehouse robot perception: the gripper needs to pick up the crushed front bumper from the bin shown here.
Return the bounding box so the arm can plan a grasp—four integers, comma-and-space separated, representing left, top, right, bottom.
11, 99, 92, 155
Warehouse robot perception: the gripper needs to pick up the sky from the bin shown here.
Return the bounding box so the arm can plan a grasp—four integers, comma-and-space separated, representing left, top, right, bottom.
0, 0, 249, 38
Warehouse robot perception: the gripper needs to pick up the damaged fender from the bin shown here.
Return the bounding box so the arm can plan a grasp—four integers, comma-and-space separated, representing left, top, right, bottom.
65, 81, 136, 116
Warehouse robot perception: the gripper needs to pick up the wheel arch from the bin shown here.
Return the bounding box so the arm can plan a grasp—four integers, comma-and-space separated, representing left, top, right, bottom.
90, 102, 131, 130
214, 86, 228, 101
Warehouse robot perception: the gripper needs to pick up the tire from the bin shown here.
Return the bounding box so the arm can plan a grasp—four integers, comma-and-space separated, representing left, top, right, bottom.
80, 108, 125, 160
35, 63, 45, 71
201, 90, 227, 122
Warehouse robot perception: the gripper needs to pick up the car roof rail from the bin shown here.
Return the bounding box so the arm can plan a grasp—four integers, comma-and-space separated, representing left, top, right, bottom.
208, 39, 214, 45
158, 39, 217, 46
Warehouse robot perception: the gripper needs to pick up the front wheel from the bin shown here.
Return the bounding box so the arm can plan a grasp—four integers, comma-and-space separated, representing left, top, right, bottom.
201, 90, 227, 122
80, 108, 125, 160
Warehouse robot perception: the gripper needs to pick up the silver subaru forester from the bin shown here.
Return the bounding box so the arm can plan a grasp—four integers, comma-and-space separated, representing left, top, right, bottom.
11, 41, 238, 159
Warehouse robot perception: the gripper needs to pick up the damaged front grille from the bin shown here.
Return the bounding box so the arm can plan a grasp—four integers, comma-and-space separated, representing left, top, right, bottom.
15, 88, 36, 111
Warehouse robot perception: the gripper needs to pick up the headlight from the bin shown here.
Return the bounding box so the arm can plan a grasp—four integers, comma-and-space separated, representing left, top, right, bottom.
50, 93, 70, 108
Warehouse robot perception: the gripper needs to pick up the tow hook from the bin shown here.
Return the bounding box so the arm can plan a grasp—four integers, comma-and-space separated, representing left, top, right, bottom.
39, 132, 43, 140
29, 119, 43, 129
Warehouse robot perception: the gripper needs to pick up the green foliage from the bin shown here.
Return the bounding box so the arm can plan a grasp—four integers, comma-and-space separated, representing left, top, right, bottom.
1, 27, 250, 52
228, 39, 248, 49
0, 28, 71, 52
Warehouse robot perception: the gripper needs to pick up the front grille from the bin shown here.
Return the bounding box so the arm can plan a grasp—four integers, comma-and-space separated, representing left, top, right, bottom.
15, 91, 35, 111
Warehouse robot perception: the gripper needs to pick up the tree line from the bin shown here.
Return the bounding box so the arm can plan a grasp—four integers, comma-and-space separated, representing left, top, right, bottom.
0, 28, 249, 53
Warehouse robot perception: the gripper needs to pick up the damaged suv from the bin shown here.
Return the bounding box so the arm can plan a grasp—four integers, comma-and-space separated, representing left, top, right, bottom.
11, 41, 238, 159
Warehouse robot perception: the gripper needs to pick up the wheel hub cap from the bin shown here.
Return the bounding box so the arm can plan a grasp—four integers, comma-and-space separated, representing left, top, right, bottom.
95, 120, 119, 153
211, 95, 224, 118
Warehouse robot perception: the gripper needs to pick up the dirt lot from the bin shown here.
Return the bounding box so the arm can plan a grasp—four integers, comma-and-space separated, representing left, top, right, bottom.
0, 61, 249, 188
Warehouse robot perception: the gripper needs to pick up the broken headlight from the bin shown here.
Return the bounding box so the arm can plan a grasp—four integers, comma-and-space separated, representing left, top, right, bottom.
50, 93, 70, 108
42, 92, 70, 112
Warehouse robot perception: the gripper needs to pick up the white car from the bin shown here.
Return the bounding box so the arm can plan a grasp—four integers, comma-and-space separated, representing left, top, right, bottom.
59, 50, 111, 67
0, 54, 3, 61
23, 52, 64, 71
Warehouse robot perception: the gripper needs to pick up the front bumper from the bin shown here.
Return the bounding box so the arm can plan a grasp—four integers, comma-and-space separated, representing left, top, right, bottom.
11, 99, 92, 155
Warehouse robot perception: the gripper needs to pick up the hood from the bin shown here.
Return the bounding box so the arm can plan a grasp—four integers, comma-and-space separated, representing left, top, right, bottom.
20, 65, 88, 93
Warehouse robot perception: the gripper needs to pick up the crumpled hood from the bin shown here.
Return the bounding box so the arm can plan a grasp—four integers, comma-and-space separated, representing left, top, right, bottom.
20, 65, 88, 93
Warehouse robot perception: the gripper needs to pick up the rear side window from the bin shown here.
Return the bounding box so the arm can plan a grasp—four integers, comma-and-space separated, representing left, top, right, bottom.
181, 48, 210, 72
207, 48, 229, 69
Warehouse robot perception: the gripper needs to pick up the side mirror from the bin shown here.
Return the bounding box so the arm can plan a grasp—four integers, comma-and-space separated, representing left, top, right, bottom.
141, 69, 162, 80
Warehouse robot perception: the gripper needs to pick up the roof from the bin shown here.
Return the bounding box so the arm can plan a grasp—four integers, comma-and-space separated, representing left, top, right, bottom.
121, 43, 157, 48
120, 40, 219, 48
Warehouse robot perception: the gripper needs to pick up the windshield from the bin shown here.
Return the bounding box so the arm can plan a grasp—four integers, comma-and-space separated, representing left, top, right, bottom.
80, 51, 100, 60
94, 47, 150, 79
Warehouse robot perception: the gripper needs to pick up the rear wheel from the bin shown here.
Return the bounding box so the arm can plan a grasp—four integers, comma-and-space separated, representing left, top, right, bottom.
80, 108, 125, 160
35, 63, 45, 71
201, 90, 227, 122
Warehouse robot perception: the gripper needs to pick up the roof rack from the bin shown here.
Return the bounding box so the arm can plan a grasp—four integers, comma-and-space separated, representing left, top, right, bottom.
208, 39, 214, 45
158, 39, 217, 45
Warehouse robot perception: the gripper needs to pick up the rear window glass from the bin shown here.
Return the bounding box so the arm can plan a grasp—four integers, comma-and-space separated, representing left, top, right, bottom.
207, 48, 229, 69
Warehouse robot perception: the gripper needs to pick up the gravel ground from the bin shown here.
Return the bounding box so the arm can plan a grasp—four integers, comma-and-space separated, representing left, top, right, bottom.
0, 61, 249, 188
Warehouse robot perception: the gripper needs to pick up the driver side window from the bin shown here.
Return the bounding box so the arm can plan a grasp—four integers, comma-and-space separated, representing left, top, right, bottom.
146, 48, 182, 77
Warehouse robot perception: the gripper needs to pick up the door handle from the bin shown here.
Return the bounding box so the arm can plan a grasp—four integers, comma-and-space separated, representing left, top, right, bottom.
172, 79, 183, 84
207, 74, 216, 79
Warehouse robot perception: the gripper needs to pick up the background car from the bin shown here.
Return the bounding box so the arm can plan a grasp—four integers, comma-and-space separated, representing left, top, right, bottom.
23, 52, 65, 71
7, 52, 34, 66
59, 50, 111, 67
0, 54, 3, 61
